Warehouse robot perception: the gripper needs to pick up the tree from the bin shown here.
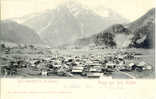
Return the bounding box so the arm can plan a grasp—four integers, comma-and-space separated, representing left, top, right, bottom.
1, 43, 6, 49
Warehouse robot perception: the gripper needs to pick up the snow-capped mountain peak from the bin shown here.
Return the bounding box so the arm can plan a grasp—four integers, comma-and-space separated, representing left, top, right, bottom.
11, 1, 128, 47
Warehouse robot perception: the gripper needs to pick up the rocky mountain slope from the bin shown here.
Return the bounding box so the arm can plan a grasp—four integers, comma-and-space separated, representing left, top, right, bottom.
128, 8, 155, 48
75, 8, 155, 49
75, 24, 133, 48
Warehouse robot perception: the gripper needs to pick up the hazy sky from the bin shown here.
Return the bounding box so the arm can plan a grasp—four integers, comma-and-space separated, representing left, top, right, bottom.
1, 0, 155, 21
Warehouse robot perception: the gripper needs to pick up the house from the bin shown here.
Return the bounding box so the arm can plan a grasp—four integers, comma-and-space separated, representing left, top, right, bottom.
41, 69, 48, 76
71, 66, 84, 74
131, 61, 146, 72
87, 66, 102, 78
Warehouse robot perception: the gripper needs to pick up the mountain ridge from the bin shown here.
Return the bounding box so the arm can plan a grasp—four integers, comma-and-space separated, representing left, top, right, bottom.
0, 20, 43, 45
11, 2, 128, 47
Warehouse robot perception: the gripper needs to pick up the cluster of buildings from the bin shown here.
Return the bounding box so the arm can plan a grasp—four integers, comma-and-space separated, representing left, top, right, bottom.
0, 50, 152, 78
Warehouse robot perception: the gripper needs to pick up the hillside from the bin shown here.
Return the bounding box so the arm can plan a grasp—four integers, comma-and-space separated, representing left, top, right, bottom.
0, 20, 43, 45
75, 8, 155, 49
128, 8, 155, 48
75, 24, 132, 48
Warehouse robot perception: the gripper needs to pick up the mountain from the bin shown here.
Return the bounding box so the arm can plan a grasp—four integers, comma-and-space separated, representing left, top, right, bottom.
128, 8, 155, 48
75, 24, 133, 48
75, 8, 155, 49
0, 20, 43, 45
13, 1, 128, 47
128, 8, 155, 32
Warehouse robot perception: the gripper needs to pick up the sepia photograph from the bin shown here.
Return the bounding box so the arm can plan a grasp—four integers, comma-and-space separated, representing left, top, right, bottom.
0, 0, 155, 79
